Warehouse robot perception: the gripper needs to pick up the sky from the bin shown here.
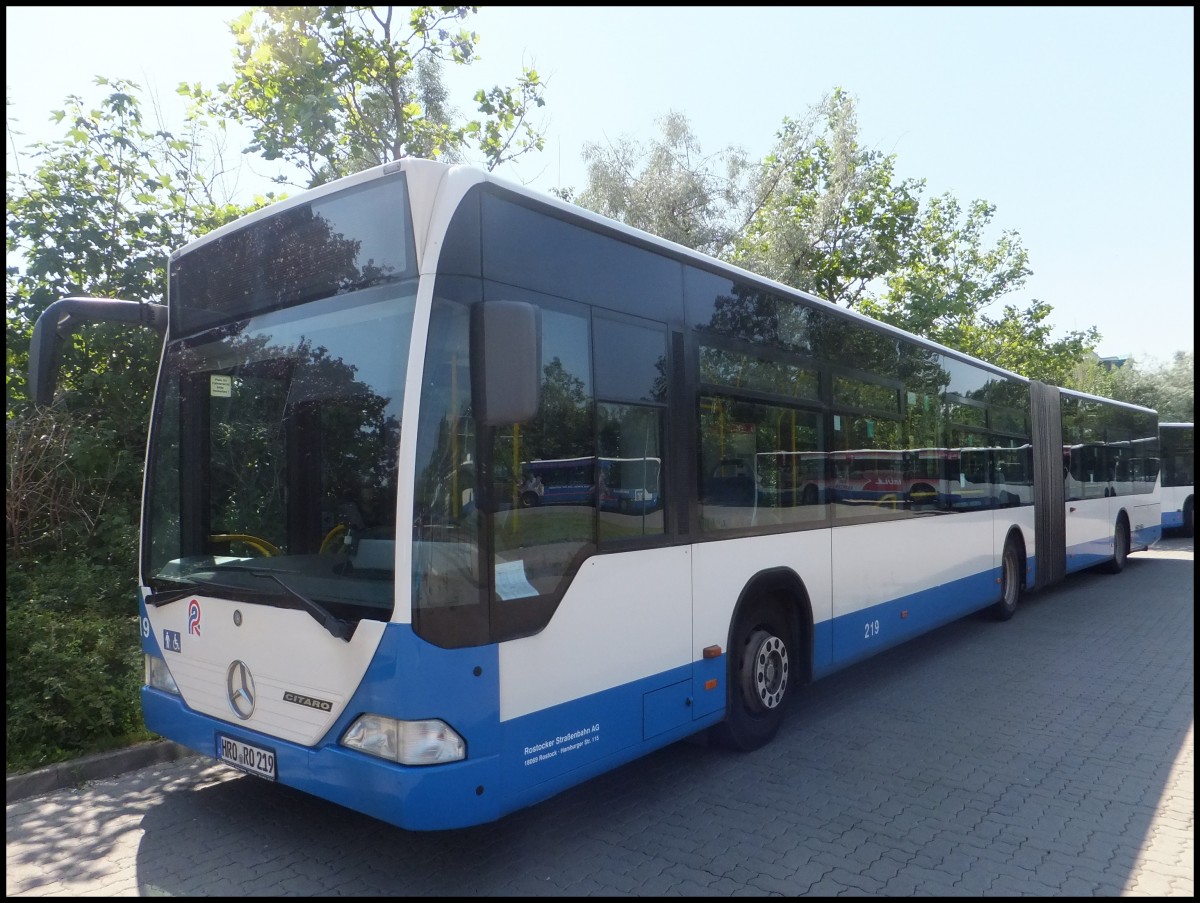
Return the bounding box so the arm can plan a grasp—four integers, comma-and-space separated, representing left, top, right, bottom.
6, 6, 1195, 367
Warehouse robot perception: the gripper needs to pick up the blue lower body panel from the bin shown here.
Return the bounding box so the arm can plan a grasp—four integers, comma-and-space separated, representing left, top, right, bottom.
814, 566, 1002, 680
142, 647, 725, 832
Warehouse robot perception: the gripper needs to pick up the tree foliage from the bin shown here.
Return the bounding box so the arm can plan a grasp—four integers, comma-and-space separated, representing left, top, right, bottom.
1076, 351, 1195, 423
1148, 351, 1195, 423
576, 111, 750, 258
6, 79, 268, 411
860, 194, 1098, 386
939, 299, 1099, 388
734, 89, 922, 309
202, 5, 547, 186
863, 195, 1030, 338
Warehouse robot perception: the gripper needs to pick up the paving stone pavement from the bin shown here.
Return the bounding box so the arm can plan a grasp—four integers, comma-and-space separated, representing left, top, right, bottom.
6, 536, 1193, 896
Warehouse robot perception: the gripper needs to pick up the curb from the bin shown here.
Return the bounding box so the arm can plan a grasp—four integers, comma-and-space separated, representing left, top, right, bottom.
6, 740, 199, 805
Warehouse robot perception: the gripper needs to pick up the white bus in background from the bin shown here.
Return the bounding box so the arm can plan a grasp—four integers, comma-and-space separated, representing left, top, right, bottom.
1158, 422, 1194, 534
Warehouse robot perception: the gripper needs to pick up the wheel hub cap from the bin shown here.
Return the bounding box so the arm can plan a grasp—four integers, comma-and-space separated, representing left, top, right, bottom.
753, 635, 788, 709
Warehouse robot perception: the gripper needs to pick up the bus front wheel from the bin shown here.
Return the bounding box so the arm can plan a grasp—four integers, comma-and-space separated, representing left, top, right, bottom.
710, 596, 794, 752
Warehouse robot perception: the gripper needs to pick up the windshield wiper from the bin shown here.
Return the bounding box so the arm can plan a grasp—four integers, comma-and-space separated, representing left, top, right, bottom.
146, 585, 201, 607
153, 564, 355, 641
252, 570, 355, 642
146, 581, 244, 607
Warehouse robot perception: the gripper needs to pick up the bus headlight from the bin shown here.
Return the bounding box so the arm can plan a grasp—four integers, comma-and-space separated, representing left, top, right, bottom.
144, 653, 180, 695
342, 714, 466, 765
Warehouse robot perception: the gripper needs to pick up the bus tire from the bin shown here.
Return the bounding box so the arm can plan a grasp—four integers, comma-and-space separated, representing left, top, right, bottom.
1184, 498, 1195, 537
992, 538, 1023, 621
710, 596, 794, 752
1102, 517, 1130, 574
519, 491, 540, 508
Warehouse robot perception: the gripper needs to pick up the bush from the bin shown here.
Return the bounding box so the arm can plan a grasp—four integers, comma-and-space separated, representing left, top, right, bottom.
6, 595, 152, 773
6, 407, 152, 773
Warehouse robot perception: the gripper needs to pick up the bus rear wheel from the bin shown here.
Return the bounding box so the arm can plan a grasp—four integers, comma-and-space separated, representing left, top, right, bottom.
1102, 518, 1130, 574
992, 539, 1022, 621
710, 596, 794, 751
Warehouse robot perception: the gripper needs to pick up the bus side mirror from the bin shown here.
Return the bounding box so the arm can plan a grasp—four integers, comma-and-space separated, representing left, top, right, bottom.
471, 300, 541, 426
28, 296, 167, 406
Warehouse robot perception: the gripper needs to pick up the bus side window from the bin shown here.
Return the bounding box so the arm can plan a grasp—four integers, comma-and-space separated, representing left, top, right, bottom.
593, 315, 669, 543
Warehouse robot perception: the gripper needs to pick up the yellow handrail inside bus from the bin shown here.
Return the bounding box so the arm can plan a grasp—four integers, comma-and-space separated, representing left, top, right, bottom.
319, 524, 347, 554
209, 533, 282, 557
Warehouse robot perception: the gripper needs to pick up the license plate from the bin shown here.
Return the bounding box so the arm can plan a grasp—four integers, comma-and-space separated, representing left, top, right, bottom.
217, 734, 277, 781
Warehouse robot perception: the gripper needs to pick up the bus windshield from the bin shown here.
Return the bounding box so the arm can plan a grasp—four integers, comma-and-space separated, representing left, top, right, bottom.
143, 283, 417, 623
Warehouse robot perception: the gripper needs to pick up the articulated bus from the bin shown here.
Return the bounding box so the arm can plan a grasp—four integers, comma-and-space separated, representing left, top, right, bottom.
1158, 422, 1194, 534
28, 159, 1161, 831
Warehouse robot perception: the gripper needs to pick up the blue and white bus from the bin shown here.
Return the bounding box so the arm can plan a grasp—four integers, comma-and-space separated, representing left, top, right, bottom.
1158, 422, 1194, 534
29, 158, 1161, 831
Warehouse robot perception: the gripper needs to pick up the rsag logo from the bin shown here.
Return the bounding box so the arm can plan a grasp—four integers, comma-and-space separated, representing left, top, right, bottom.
188, 599, 202, 637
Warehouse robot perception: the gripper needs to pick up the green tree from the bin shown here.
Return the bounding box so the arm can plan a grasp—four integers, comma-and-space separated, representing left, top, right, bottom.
1064, 352, 1118, 398
860, 194, 1095, 385
7, 79, 269, 413
733, 88, 923, 309
1104, 351, 1195, 422
734, 89, 1094, 383
1150, 351, 1195, 423
576, 110, 750, 258
203, 5, 547, 186
863, 194, 1030, 339
1065, 350, 1193, 423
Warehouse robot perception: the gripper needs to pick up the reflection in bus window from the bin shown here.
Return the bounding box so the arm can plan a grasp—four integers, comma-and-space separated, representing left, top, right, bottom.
598, 403, 665, 541
699, 396, 823, 531
490, 305, 595, 601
